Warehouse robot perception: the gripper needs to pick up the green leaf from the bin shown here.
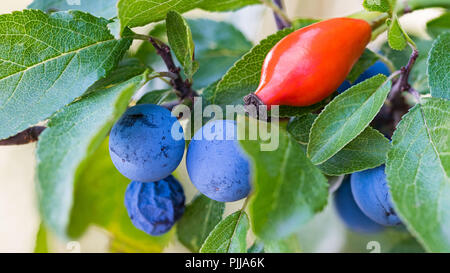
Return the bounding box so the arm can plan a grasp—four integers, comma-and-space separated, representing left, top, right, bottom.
200, 211, 249, 253
287, 114, 318, 145
166, 11, 197, 79
388, 17, 407, 51
427, 33, 450, 100
28, 0, 118, 19
199, 0, 260, 11
37, 76, 142, 237
247, 240, 265, 253
389, 237, 426, 253
209, 27, 293, 107
87, 58, 148, 94
177, 194, 225, 252
307, 75, 391, 165
408, 0, 450, 10
188, 19, 252, 89
137, 89, 177, 105
118, 0, 203, 30
317, 127, 391, 176
427, 12, 450, 38
386, 98, 450, 253
0, 10, 131, 140
270, 99, 331, 118
134, 20, 252, 90
288, 115, 391, 176
209, 20, 317, 107
69, 139, 172, 252
264, 235, 301, 253
381, 37, 433, 94
118, 0, 259, 30
347, 49, 380, 83
239, 119, 328, 241
363, 0, 392, 13
34, 223, 49, 253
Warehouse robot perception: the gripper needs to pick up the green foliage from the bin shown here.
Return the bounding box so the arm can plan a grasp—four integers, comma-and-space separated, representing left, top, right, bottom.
166, 11, 198, 79
208, 27, 294, 106
264, 235, 301, 253
381, 37, 433, 94
133, 19, 252, 89
200, 210, 249, 253
137, 89, 177, 105
0, 10, 131, 140
34, 223, 49, 253
199, 0, 260, 11
239, 118, 328, 241
118, 0, 259, 30
189, 20, 252, 89
289, 115, 391, 176
28, 0, 118, 19
317, 127, 390, 175
36, 76, 142, 237
386, 98, 450, 252
307, 75, 391, 165
427, 12, 450, 38
427, 33, 450, 100
347, 49, 381, 83
363, 0, 392, 13
69, 140, 172, 252
177, 194, 225, 252
408, 0, 450, 9
388, 16, 407, 51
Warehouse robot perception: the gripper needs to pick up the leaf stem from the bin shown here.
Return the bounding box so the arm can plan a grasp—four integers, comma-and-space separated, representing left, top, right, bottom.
373, 51, 396, 73
0, 126, 46, 146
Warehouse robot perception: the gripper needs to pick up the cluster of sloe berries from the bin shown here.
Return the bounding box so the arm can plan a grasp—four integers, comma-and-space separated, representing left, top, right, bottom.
109, 104, 251, 236
334, 61, 402, 233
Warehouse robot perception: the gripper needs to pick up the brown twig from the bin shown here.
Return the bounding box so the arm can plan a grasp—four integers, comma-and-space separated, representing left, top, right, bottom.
148, 37, 197, 101
372, 49, 420, 137
0, 126, 46, 146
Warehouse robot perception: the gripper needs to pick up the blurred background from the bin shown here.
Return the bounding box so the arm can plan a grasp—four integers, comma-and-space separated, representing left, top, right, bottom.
0, 0, 442, 252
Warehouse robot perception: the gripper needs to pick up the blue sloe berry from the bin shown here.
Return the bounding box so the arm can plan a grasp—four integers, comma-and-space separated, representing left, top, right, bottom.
334, 176, 384, 233
337, 60, 391, 93
109, 104, 185, 182
351, 165, 402, 226
186, 120, 251, 202
125, 176, 185, 236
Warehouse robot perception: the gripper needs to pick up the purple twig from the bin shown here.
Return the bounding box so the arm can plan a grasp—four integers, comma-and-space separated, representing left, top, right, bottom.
272, 0, 290, 30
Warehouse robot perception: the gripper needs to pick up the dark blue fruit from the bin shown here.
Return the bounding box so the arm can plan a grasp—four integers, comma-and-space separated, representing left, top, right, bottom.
109, 104, 185, 182
334, 176, 383, 233
186, 120, 251, 202
125, 176, 185, 236
337, 60, 391, 93
351, 166, 402, 226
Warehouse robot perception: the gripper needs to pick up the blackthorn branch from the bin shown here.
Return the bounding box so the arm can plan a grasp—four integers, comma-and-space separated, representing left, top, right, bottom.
272, 0, 291, 30
147, 36, 198, 101
0, 126, 46, 146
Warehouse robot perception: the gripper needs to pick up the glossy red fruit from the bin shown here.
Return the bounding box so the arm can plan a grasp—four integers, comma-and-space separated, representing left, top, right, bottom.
251, 18, 372, 107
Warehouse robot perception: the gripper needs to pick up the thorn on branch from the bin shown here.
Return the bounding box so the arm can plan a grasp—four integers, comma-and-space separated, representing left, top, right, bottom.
0, 126, 46, 146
